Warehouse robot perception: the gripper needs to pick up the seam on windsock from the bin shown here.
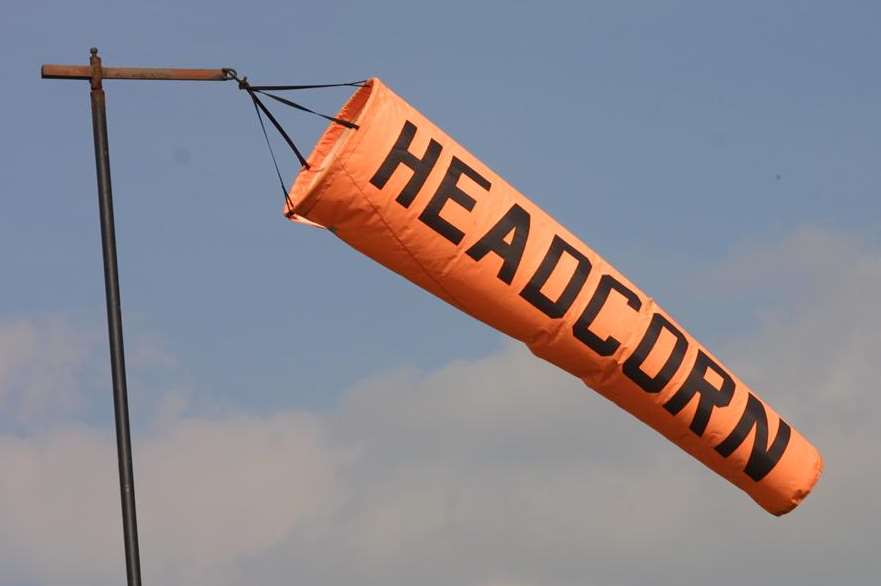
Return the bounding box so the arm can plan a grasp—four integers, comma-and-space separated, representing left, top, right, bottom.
337, 159, 468, 310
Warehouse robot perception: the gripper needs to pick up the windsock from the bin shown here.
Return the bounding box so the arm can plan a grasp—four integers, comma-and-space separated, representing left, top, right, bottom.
284, 78, 822, 515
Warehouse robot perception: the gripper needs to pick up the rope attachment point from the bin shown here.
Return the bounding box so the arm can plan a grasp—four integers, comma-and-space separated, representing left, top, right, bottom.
231, 70, 364, 216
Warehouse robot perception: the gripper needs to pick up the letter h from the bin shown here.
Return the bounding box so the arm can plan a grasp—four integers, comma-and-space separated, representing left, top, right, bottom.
369, 120, 442, 207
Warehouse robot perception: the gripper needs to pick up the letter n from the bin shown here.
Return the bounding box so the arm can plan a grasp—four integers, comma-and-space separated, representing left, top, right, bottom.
715, 393, 791, 481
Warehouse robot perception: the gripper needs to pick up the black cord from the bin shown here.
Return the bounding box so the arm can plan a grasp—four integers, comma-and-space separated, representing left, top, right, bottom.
247, 88, 310, 168
250, 92, 297, 213
231, 72, 364, 214
247, 80, 367, 91
252, 89, 359, 129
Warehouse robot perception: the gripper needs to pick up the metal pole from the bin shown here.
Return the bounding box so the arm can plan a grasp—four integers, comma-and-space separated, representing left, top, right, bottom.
42, 49, 236, 586
88, 47, 142, 586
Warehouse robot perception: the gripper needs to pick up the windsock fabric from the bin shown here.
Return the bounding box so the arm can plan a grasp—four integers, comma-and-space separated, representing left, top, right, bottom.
284, 78, 823, 515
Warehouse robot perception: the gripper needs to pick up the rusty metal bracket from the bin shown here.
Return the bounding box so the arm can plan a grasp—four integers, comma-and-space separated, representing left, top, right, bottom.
42, 57, 234, 82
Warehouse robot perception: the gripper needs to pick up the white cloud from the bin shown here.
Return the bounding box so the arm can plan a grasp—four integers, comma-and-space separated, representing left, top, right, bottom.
0, 414, 345, 586
1, 227, 880, 586
0, 318, 93, 425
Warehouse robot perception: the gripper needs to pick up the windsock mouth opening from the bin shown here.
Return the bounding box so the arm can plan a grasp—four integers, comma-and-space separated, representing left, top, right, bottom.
285, 79, 376, 220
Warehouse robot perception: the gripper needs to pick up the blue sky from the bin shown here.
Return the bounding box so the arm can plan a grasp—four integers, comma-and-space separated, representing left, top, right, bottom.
1, 1, 880, 585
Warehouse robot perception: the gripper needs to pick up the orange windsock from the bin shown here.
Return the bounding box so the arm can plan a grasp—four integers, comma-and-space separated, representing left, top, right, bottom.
284, 78, 822, 515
